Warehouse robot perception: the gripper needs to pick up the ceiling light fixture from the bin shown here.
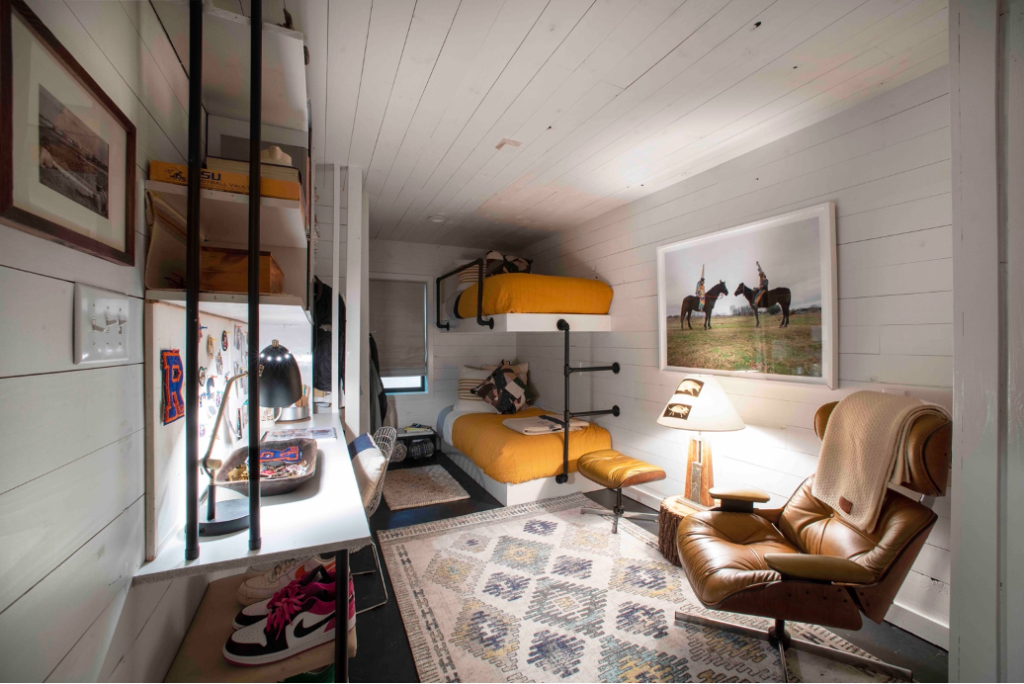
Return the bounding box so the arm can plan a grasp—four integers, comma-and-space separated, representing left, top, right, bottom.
429, 215, 446, 224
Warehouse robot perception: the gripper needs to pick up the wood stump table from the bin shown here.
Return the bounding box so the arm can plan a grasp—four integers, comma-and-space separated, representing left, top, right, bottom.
658, 495, 707, 566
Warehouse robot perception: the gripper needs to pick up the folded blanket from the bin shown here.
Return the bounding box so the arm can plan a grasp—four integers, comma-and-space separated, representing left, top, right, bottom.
502, 415, 590, 436
812, 391, 951, 531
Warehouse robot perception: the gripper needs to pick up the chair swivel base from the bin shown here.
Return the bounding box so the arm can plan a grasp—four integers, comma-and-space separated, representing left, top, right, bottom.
580, 507, 658, 534
673, 610, 912, 683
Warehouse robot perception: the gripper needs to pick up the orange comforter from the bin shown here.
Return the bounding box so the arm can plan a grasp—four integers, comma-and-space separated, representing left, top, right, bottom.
457, 273, 613, 318
451, 407, 612, 484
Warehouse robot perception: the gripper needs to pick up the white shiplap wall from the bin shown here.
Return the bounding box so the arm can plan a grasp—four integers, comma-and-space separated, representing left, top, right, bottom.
0, 2, 206, 681
515, 67, 953, 646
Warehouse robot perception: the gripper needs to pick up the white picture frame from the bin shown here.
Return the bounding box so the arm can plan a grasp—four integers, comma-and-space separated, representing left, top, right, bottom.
657, 202, 838, 388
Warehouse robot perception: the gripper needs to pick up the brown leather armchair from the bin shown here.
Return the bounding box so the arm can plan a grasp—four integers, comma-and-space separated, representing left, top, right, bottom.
675, 401, 951, 682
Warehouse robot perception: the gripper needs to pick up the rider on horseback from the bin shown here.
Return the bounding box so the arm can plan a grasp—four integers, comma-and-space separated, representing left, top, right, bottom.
696, 265, 706, 312
754, 261, 768, 307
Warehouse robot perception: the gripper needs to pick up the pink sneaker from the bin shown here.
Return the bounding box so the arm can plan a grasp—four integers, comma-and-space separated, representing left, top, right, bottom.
235, 554, 336, 606
232, 566, 334, 630
224, 590, 338, 666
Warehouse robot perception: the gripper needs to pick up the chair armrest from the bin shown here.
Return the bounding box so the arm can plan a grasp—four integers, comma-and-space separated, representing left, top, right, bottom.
764, 553, 875, 584
708, 487, 771, 503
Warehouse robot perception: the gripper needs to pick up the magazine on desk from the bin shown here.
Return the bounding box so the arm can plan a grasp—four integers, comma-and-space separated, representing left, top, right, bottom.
262, 427, 338, 442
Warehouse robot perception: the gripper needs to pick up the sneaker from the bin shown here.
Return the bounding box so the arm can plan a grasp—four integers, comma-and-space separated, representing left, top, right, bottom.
236, 554, 336, 606
224, 590, 338, 666
233, 567, 334, 630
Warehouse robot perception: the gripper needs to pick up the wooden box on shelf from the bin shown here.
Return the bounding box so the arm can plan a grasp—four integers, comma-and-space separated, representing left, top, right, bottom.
201, 247, 284, 294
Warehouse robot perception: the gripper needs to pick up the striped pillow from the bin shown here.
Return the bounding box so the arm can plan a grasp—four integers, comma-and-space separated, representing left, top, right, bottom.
456, 365, 498, 413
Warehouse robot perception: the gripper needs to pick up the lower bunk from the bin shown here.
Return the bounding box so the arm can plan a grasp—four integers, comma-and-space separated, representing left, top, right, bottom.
436, 405, 610, 506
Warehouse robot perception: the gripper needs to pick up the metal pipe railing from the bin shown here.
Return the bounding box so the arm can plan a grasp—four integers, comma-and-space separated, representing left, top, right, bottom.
435, 258, 494, 329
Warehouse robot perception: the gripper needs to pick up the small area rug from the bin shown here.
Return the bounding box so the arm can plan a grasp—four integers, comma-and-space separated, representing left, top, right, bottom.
379, 493, 898, 683
383, 464, 470, 511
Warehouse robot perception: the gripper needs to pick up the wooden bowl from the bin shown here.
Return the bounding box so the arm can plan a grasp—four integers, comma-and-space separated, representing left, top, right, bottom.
214, 438, 317, 496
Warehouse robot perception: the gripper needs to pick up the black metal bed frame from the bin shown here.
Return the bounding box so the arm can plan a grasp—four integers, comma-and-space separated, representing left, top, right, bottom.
434, 268, 620, 482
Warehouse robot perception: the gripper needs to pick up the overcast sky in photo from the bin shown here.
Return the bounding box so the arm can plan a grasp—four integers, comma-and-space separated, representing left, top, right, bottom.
662, 217, 822, 317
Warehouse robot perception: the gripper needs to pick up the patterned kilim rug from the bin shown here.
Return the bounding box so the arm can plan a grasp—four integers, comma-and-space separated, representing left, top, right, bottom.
378, 493, 900, 683
383, 464, 471, 511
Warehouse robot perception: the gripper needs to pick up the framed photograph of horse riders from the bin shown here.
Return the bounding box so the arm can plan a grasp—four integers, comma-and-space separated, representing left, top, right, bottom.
0, 0, 136, 266
657, 202, 837, 388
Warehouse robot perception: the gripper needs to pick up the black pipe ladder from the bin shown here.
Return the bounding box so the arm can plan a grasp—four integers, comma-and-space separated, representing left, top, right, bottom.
184, 0, 263, 559
553, 319, 619, 483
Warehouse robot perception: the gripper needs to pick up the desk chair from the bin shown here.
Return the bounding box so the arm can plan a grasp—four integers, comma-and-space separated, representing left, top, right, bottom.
351, 427, 396, 614
675, 401, 951, 681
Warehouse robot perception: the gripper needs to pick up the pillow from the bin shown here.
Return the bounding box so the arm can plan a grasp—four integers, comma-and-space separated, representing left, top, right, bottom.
456, 365, 499, 413
348, 433, 385, 510
485, 250, 533, 276
472, 364, 528, 414
484, 359, 535, 405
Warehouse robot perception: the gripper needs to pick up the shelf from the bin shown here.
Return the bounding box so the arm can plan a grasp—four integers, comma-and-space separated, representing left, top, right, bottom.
164, 573, 355, 682
146, 180, 306, 250
442, 313, 612, 333
147, 291, 311, 325
135, 413, 371, 584
150, 4, 308, 133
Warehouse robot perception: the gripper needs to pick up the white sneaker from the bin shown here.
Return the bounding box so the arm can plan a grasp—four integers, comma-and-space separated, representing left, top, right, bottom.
235, 554, 336, 606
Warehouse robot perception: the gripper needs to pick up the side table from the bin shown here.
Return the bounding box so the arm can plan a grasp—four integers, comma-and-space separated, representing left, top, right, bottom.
658, 495, 708, 566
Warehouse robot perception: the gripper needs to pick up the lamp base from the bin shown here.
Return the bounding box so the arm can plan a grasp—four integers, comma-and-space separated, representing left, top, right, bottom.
199, 498, 250, 536
684, 436, 715, 508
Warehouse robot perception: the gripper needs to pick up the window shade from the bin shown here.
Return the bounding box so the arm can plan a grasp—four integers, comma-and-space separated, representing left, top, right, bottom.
369, 279, 427, 378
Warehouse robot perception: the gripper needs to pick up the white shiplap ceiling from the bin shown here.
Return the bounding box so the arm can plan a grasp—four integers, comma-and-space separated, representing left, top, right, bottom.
295, 0, 946, 250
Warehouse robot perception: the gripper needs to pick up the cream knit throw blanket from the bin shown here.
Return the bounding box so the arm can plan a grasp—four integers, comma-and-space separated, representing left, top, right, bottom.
502, 415, 589, 435
812, 391, 950, 532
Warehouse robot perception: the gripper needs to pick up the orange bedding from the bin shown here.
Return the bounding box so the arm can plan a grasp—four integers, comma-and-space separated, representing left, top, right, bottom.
450, 407, 612, 484
456, 273, 613, 318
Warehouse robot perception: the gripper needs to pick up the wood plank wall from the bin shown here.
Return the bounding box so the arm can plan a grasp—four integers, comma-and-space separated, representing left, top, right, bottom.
0, 2, 207, 680
515, 68, 953, 646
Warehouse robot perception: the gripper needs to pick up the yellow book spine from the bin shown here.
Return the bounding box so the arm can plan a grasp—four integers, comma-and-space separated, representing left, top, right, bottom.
149, 161, 301, 202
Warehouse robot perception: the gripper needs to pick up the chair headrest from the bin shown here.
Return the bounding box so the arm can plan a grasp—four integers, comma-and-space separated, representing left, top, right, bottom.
813, 401, 951, 497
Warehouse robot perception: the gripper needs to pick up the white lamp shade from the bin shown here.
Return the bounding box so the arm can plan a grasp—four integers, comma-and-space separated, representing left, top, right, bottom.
657, 375, 745, 432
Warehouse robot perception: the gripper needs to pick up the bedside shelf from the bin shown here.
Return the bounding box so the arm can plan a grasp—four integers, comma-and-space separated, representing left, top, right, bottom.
146, 290, 311, 325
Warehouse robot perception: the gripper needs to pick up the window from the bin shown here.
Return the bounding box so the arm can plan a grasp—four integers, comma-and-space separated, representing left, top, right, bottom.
369, 277, 428, 394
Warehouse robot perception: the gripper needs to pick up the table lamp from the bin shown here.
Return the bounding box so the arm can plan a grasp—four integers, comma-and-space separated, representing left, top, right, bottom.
657, 375, 744, 507
199, 340, 302, 536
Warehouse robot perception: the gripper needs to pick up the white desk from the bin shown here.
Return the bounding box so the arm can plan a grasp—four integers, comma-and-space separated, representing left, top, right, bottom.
134, 412, 372, 584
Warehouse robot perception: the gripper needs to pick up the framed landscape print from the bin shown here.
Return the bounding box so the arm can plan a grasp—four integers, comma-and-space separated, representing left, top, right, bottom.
0, 0, 136, 266
657, 202, 837, 388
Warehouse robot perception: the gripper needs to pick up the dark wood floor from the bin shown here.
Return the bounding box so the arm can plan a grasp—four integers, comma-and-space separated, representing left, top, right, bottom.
348, 453, 948, 683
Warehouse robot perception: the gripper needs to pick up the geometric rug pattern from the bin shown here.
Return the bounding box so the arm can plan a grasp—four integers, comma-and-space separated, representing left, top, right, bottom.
382, 464, 471, 511
379, 493, 898, 683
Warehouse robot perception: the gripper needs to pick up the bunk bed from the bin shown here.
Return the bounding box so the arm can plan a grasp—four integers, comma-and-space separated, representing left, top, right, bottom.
434, 261, 619, 505
436, 259, 614, 332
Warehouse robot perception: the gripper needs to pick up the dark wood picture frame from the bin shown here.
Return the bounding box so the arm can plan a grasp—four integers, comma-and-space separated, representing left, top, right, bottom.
0, 0, 136, 266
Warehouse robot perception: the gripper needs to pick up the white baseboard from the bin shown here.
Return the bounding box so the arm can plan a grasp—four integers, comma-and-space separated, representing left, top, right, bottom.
885, 600, 949, 649
622, 483, 667, 511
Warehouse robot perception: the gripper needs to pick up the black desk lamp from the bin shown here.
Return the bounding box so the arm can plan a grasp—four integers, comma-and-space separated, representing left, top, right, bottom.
199, 340, 302, 536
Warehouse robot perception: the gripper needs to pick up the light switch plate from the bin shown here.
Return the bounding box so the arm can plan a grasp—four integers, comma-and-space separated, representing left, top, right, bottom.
74, 283, 130, 364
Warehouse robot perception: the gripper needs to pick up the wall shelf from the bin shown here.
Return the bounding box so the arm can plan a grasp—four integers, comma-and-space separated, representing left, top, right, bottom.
146, 181, 306, 249
146, 291, 311, 325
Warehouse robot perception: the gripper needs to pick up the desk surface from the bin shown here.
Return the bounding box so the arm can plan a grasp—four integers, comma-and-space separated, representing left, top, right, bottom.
134, 413, 372, 585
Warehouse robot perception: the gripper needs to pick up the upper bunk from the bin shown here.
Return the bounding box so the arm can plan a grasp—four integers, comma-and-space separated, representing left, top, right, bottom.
435, 257, 613, 333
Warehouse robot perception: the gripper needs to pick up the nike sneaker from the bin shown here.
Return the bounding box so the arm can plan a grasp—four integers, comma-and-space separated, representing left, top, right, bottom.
224, 590, 338, 666
233, 567, 334, 630
236, 554, 336, 606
